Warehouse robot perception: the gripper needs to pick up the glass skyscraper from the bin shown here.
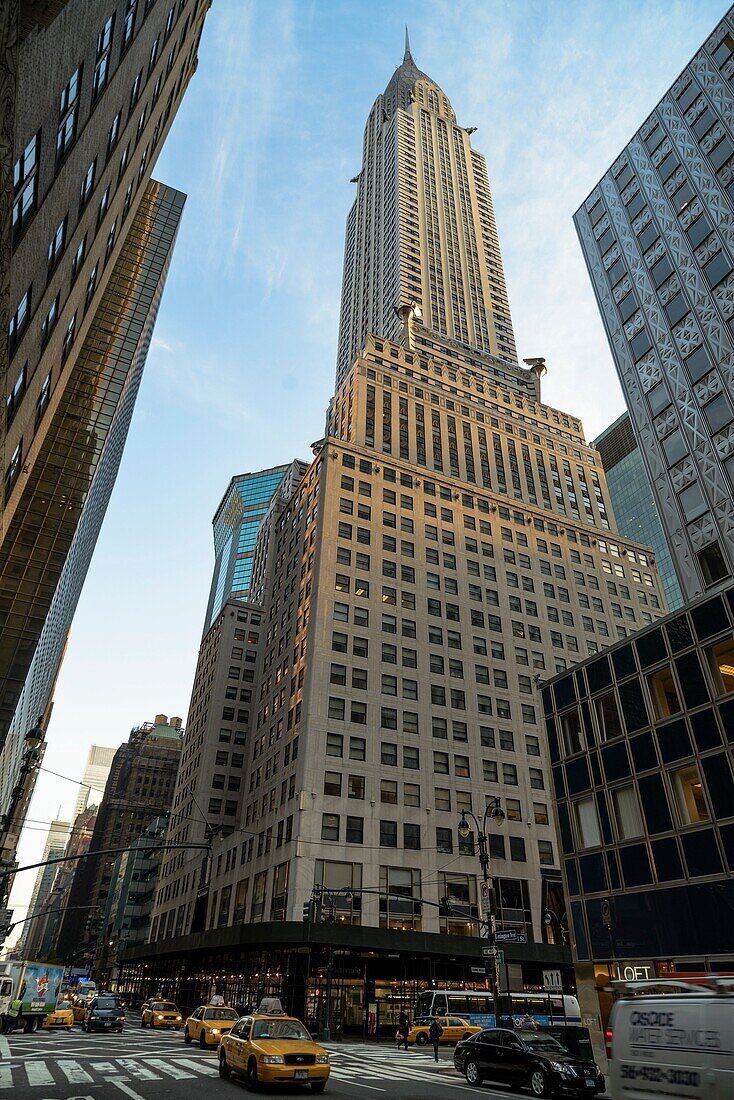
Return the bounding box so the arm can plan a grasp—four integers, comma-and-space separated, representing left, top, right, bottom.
594, 413, 683, 610
203, 463, 307, 632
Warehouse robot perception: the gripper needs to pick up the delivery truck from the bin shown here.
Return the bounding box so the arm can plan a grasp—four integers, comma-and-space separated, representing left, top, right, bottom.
0, 960, 65, 1032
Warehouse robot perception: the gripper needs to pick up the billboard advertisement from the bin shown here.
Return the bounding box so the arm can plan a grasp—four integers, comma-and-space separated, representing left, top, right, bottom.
13, 963, 65, 1015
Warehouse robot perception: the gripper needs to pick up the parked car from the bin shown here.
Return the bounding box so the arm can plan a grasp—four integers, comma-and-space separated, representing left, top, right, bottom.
454, 1027, 605, 1096
82, 993, 126, 1033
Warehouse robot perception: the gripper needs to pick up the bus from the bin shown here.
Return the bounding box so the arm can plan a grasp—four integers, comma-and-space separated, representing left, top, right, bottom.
414, 989, 581, 1029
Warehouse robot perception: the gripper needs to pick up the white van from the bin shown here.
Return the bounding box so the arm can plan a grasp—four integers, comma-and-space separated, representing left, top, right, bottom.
607, 980, 734, 1099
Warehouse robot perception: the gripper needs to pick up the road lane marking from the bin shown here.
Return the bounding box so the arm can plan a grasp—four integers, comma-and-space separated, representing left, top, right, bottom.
25, 1061, 55, 1086
105, 1077, 147, 1100
175, 1057, 219, 1075
144, 1058, 195, 1079
59, 1060, 94, 1083
331, 1078, 384, 1093
0, 1065, 10, 1088
0, 1038, 9, 1060
117, 1059, 161, 1080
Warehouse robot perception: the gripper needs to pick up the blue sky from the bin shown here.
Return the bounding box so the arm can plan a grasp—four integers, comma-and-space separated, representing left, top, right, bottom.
8, 0, 729, 927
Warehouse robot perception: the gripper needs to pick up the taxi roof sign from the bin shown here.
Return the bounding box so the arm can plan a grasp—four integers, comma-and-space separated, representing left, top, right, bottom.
257, 997, 285, 1015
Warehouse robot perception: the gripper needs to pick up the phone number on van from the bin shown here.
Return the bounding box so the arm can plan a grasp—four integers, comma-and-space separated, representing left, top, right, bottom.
620, 1065, 700, 1086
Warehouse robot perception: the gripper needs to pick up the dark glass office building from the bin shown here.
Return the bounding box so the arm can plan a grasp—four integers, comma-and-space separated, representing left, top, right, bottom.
594, 413, 683, 610
575, 6, 734, 602
542, 587, 734, 1032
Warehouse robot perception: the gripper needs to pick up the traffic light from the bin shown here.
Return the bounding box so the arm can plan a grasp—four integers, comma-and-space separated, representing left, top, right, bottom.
302, 900, 314, 923
438, 896, 453, 917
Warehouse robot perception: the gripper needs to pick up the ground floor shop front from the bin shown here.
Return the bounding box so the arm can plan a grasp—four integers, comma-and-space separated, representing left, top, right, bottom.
119, 921, 574, 1039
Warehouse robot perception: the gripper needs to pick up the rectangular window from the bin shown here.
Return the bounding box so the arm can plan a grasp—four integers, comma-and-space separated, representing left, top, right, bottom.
12, 131, 39, 239
671, 765, 709, 825
705, 637, 734, 696
612, 785, 644, 839
575, 796, 602, 848
647, 666, 682, 719
57, 65, 83, 164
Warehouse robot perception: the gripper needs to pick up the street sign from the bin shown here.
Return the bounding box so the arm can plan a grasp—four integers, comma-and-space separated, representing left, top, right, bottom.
543, 969, 562, 992
494, 929, 527, 944
601, 899, 612, 929
481, 946, 504, 964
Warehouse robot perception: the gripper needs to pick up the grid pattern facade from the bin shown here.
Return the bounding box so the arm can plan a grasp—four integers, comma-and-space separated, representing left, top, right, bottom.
57, 717, 182, 964
189, 333, 668, 955
0, 0, 209, 761
336, 43, 517, 387
574, 6, 734, 602
150, 601, 264, 942
0, 182, 183, 836
594, 413, 683, 610
543, 586, 734, 964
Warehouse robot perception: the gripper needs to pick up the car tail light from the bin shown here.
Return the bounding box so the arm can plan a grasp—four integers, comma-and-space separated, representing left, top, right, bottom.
605, 1024, 613, 1060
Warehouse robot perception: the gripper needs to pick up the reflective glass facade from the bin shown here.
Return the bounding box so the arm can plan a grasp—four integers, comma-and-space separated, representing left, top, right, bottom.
0, 182, 184, 845
543, 586, 734, 970
204, 467, 295, 631
594, 414, 683, 610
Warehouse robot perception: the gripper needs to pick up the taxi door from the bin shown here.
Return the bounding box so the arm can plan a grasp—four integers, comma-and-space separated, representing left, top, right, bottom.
188, 1008, 203, 1041
226, 1018, 250, 1071
445, 1017, 467, 1042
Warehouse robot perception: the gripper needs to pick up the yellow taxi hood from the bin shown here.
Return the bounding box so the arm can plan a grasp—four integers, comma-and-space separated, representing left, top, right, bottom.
250, 1037, 328, 1056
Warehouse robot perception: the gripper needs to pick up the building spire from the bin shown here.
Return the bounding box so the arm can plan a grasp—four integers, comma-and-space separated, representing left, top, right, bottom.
404, 25, 413, 64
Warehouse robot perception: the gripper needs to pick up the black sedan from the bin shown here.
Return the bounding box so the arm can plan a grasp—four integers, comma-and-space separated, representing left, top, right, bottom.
454, 1028, 605, 1097
82, 993, 126, 1033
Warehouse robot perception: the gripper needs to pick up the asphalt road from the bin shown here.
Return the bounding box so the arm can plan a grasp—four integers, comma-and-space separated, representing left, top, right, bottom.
0, 1023, 535, 1099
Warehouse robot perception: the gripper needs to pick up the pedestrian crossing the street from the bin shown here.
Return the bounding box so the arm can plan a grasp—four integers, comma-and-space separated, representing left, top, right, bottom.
0, 1051, 219, 1090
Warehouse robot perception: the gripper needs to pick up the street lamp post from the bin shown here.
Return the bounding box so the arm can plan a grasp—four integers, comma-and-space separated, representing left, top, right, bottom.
457, 798, 505, 1027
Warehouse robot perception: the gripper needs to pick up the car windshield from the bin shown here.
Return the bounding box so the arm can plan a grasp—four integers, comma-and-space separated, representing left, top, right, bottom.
155, 1003, 178, 1012
252, 1019, 311, 1041
522, 1035, 567, 1053
204, 1008, 239, 1021
95, 997, 119, 1010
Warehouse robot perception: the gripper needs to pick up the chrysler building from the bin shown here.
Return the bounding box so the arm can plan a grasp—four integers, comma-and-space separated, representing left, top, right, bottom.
336, 31, 518, 386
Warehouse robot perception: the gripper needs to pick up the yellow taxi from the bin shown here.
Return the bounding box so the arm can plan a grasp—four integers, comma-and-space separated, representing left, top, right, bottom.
43, 1002, 74, 1030
141, 999, 183, 1029
71, 996, 91, 1022
218, 1000, 329, 1091
184, 1003, 240, 1048
404, 1015, 482, 1046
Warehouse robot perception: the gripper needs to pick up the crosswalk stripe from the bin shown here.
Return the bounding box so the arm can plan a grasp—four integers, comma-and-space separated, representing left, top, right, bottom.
175, 1057, 219, 1076
59, 1060, 94, 1084
90, 1062, 118, 1074
144, 1058, 195, 1079
117, 1059, 162, 1080
0, 1066, 11, 1089
25, 1062, 54, 1086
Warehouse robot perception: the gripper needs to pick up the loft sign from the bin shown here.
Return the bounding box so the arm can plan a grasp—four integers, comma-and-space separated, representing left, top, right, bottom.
610, 962, 654, 981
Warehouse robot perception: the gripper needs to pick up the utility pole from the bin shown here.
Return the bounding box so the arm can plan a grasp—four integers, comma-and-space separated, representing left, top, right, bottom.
457, 799, 505, 1027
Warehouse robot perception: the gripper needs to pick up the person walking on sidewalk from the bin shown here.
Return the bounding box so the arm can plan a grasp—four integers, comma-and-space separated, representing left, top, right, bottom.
428, 1015, 443, 1062
397, 1010, 410, 1051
